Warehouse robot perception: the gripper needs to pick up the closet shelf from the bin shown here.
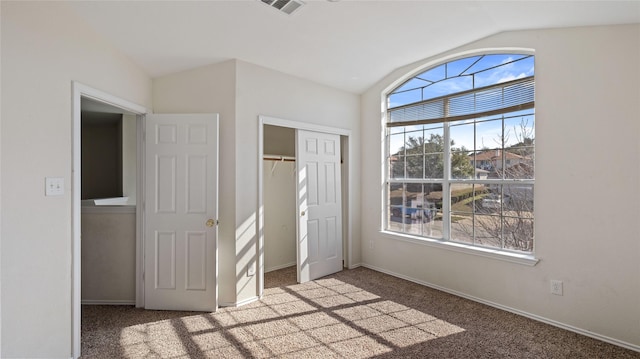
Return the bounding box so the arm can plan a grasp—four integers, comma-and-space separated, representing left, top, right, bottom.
263, 154, 295, 162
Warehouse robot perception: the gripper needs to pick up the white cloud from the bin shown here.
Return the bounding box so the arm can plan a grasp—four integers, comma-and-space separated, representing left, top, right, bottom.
497, 72, 527, 84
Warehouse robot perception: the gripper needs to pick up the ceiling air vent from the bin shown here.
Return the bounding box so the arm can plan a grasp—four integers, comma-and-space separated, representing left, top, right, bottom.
260, 0, 305, 15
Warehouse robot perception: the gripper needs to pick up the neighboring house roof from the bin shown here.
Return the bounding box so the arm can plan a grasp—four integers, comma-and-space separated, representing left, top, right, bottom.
471, 150, 527, 161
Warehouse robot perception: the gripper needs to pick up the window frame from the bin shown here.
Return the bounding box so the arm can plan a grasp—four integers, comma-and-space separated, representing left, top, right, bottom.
382, 51, 538, 264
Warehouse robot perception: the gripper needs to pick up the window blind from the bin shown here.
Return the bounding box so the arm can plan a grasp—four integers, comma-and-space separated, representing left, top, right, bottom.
388, 76, 534, 127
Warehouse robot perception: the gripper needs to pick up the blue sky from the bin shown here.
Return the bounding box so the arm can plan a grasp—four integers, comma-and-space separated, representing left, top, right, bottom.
389, 54, 534, 109
388, 54, 535, 153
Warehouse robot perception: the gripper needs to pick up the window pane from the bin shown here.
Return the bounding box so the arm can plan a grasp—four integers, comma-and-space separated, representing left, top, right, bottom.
450, 183, 476, 245
451, 216, 473, 245
390, 155, 405, 179
473, 55, 534, 87
476, 185, 503, 215
503, 217, 534, 252
394, 78, 430, 94
388, 183, 404, 232
423, 127, 444, 152
418, 64, 446, 83
486, 150, 505, 178
389, 131, 405, 179
425, 184, 444, 218
406, 184, 443, 238
476, 118, 503, 151
404, 130, 424, 154
405, 155, 424, 178
388, 132, 405, 156
504, 184, 534, 213
404, 129, 424, 178
424, 153, 444, 179
449, 56, 482, 77
423, 77, 472, 100
451, 151, 474, 179
404, 183, 423, 235
503, 114, 535, 179
450, 121, 474, 151
504, 114, 534, 148
503, 147, 534, 179
389, 89, 421, 109
474, 214, 502, 248
451, 183, 475, 215
420, 184, 443, 238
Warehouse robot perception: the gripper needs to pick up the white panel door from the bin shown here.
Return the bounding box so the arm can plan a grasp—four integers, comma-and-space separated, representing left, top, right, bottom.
145, 114, 218, 311
296, 130, 343, 283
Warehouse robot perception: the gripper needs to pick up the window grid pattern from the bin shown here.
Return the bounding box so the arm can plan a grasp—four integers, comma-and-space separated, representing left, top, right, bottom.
385, 54, 534, 254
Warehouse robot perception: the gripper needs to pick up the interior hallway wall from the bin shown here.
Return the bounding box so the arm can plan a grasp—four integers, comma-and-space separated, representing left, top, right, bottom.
1, 2, 152, 357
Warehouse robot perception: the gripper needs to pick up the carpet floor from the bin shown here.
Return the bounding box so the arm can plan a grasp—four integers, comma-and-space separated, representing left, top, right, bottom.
81, 266, 639, 358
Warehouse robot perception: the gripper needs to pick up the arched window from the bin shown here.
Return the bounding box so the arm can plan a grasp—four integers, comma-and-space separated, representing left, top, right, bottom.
385, 53, 535, 253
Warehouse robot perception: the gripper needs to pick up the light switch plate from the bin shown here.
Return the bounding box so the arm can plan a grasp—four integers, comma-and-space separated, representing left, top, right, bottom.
45, 177, 64, 196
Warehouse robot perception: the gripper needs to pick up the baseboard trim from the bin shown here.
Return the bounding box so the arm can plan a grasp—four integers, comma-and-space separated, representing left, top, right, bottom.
348, 262, 362, 270
219, 296, 260, 308
81, 299, 135, 305
265, 262, 296, 273
361, 263, 640, 353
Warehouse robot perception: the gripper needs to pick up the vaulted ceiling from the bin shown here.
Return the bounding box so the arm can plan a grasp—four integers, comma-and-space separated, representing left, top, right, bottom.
68, 1, 640, 94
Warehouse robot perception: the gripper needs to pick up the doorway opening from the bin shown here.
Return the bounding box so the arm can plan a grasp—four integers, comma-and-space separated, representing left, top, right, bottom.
257, 116, 352, 298
72, 82, 147, 358
80, 99, 138, 306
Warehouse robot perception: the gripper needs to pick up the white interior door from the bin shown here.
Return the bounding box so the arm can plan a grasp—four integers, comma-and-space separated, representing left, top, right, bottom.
296, 130, 343, 283
144, 114, 218, 311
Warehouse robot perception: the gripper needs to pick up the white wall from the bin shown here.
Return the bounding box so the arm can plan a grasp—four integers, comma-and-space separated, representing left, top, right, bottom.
360, 24, 640, 349
263, 160, 296, 272
154, 60, 360, 305
81, 210, 136, 303
234, 60, 361, 302
152, 60, 238, 304
0, 2, 152, 357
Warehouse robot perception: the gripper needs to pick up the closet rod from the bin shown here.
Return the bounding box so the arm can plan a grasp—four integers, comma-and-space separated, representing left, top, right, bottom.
263, 155, 296, 162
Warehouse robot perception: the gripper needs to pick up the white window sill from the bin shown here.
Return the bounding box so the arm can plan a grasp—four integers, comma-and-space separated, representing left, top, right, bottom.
380, 231, 539, 266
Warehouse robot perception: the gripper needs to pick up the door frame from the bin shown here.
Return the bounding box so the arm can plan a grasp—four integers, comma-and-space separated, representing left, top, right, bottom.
71, 82, 148, 358
257, 115, 352, 298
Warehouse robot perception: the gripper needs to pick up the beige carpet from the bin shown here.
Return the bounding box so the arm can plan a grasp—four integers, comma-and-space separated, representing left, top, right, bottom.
82, 266, 639, 358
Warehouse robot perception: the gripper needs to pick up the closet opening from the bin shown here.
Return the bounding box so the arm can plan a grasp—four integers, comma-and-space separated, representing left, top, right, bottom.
263, 125, 297, 282
257, 116, 352, 298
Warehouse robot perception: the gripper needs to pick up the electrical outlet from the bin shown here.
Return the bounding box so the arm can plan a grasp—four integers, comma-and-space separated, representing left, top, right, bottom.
550, 280, 563, 296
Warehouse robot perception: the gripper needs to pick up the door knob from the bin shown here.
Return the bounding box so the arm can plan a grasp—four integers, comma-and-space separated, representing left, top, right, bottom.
206, 219, 215, 227
300, 210, 306, 216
